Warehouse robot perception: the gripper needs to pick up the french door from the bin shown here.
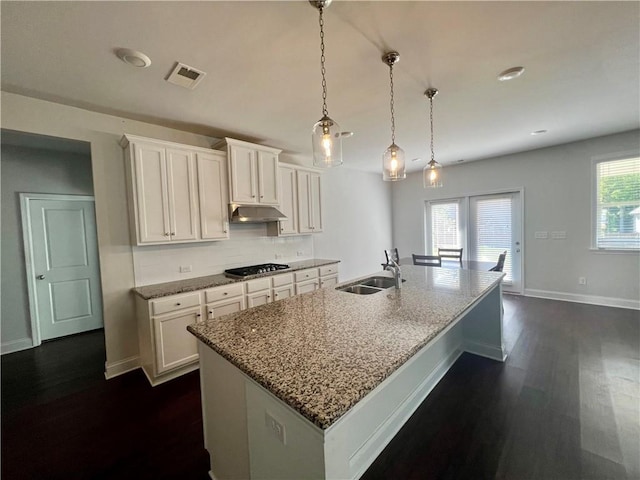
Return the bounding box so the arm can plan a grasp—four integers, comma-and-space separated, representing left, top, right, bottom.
426, 190, 523, 294
469, 192, 522, 293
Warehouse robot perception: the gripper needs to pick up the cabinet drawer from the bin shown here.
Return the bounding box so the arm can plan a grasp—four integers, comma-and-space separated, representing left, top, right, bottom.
319, 264, 338, 277
295, 268, 318, 282
272, 273, 294, 287
246, 277, 271, 293
205, 283, 244, 303
151, 292, 201, 316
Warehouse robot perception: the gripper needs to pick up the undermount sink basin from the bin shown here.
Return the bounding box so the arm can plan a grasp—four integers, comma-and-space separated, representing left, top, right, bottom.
336, 276, 407, 295
361, 276, 406, 289
338, 285, 383, 295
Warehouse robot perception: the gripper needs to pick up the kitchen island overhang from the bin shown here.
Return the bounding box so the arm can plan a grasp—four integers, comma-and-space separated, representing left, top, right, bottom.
189, 266, 506, 480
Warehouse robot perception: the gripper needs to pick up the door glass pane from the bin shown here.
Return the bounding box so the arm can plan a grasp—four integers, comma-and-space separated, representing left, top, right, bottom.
472, 196, 513, 282
430, 202, 460, 255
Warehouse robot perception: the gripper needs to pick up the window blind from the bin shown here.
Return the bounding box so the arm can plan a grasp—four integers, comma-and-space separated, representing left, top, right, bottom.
473, 196, 512, 282
430, 202, 460, 254
595, 157, 640, 250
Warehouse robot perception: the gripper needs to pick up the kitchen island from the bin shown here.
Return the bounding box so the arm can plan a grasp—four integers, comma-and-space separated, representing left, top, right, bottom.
188, 265, 506, 480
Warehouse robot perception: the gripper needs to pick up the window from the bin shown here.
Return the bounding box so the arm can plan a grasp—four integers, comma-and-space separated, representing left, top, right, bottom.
594, 156, 640, 250
429, 201, 460, 254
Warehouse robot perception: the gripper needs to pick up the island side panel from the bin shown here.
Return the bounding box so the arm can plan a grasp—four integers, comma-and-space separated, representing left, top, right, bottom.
199, 343, 251, 480
462, 283, 507, 361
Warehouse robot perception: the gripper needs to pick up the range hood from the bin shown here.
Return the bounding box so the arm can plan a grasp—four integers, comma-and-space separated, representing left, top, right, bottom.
229, 204, 287, 223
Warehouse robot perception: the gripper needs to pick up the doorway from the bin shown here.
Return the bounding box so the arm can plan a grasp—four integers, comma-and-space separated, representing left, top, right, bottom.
425, 189, 524, 294
21, 194, 103, 344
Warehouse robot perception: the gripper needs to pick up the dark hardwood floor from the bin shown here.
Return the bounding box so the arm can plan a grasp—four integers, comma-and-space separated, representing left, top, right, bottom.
2, 296, 638, 479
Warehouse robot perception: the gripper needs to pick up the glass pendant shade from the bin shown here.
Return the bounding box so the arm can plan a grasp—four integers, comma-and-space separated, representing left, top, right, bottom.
383, 143, 406, 181
423, 159, 443, 188
312, 115, 343, 167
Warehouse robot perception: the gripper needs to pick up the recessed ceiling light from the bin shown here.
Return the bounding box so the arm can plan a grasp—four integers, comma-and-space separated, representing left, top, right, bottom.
115, 48, 151, 68
339, 131, 354, 138
531, 129, 548, 135
498, 66, 525, 81
457, 159, 465, 163
411, 157, 422, 162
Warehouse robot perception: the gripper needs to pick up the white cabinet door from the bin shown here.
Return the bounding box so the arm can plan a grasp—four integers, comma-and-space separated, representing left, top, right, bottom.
153, 306, 201, 374
320, 275, 338, 289
278, 166, 298, 235
296, 279, 319, 295
229, 144, 257, 203
166, 148, 199, 241
206, 297, 245, 320
309, 172, 323, 232
247, 290, 272, 308
297, 170, 313, 234
133, 142, 171, 243
257, 150, 279, 205
197, 152, 229, 240
273, 284, 294, 301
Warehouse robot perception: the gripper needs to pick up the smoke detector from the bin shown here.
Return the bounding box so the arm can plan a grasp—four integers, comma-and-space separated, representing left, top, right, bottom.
166, 62, 206, 89
116, 48, 152, 68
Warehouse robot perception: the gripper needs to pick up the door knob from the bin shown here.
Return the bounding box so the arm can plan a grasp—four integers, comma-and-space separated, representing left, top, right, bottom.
37, 274, 46, 280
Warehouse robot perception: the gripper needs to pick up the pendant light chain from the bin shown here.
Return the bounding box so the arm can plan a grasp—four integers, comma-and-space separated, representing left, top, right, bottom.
318, 7, 328, 117
429, 94, 435, 162
389, 62, 396, 144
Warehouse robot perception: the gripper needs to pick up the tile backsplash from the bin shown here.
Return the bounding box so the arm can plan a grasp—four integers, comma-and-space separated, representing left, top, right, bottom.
132, 223, 314, 286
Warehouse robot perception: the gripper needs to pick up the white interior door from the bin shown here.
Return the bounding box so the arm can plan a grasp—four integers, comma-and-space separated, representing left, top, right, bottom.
469, 192, 522, 293
22, 194, 103, 343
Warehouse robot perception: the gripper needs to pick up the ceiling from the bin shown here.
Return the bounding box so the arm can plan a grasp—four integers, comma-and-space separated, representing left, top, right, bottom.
2, 1, 639, 173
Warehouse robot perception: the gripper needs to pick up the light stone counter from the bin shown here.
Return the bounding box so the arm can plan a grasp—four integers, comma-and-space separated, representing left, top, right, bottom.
132, 258, 340, 300
188, 265, 504, 429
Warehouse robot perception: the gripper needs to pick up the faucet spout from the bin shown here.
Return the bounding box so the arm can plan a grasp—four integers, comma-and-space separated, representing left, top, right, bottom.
384, 259, 402, 289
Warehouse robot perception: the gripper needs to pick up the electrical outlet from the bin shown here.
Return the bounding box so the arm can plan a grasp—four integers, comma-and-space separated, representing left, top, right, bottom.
296, 251, 304, 257
179, 265, 192, 273
265, 412, 286, 444
578, 277, 587, 285
275, 254, 283, 259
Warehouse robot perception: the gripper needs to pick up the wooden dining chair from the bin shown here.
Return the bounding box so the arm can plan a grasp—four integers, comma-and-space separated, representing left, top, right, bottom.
489, 251, 507, 272
412, 254, 442, 267
437, 247, 463, 265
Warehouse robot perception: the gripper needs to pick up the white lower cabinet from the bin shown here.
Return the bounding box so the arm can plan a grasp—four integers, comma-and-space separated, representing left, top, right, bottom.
295, 268, 320, 294
205, 283, 246, 320
136, 291, 203, 386
319, 264, 339, 289
272, 273, 294, 301
246, 277, 272, 308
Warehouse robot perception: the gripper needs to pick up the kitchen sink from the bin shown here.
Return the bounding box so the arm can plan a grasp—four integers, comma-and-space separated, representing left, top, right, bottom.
361, 276, 406, 289
338, 285, 383, 295
336, 276, 406, 295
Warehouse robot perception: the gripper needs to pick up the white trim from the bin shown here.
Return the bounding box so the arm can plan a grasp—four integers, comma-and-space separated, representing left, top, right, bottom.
104, 355, 140, 379
464, 339, 507, 362
588, 248, 640, 254
1, 338, 34, 355
525, 288, 640, 311
19, 193, 97, 347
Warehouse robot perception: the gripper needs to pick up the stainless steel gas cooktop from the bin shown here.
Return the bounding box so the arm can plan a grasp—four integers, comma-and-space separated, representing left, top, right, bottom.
223, 263, 290, 278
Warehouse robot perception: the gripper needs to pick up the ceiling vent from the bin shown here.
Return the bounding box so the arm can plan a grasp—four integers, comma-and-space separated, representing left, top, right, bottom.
166, 62, 206, 89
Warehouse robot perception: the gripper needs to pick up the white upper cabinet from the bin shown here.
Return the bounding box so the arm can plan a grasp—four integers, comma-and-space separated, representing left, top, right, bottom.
218, 138, 281, 205
122, 134, 229, 246
277, 166, 299, 235
297, 170, 323, 234
197, 151, 229, 240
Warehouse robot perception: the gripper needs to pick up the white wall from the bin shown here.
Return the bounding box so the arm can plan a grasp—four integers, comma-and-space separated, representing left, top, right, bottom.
314, 167, 393, 282
391, 130, 640, 308
1, 143, 94, 352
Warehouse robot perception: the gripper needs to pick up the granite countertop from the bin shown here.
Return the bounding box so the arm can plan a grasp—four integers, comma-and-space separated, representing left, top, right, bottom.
132, 259, 340, 300
187, 265, 504, 429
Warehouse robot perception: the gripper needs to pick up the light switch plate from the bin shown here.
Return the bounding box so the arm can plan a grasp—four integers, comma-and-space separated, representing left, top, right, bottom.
534, 231, 548, 239
551, 231, 567, 239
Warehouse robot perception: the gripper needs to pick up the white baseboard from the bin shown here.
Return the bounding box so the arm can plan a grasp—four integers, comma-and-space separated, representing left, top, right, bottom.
1, 338, 34, 355
464, 340, 507, 362
104, 355, 140, 379
524, 289, 640, 310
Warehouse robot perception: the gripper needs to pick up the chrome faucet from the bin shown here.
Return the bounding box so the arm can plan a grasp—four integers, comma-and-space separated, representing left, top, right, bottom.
384, 259, 402, 289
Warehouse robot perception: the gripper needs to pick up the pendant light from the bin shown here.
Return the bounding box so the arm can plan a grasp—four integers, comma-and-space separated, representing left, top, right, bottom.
310, 0, 343, 168
423, 88, 443, 188
382, 51, 406, 181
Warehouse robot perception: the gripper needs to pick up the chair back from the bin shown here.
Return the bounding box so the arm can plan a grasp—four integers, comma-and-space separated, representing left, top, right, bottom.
412, 254, 442, 267
489, 251, 507, 272
385, 248, 400, 264
438, 247, 463, 265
